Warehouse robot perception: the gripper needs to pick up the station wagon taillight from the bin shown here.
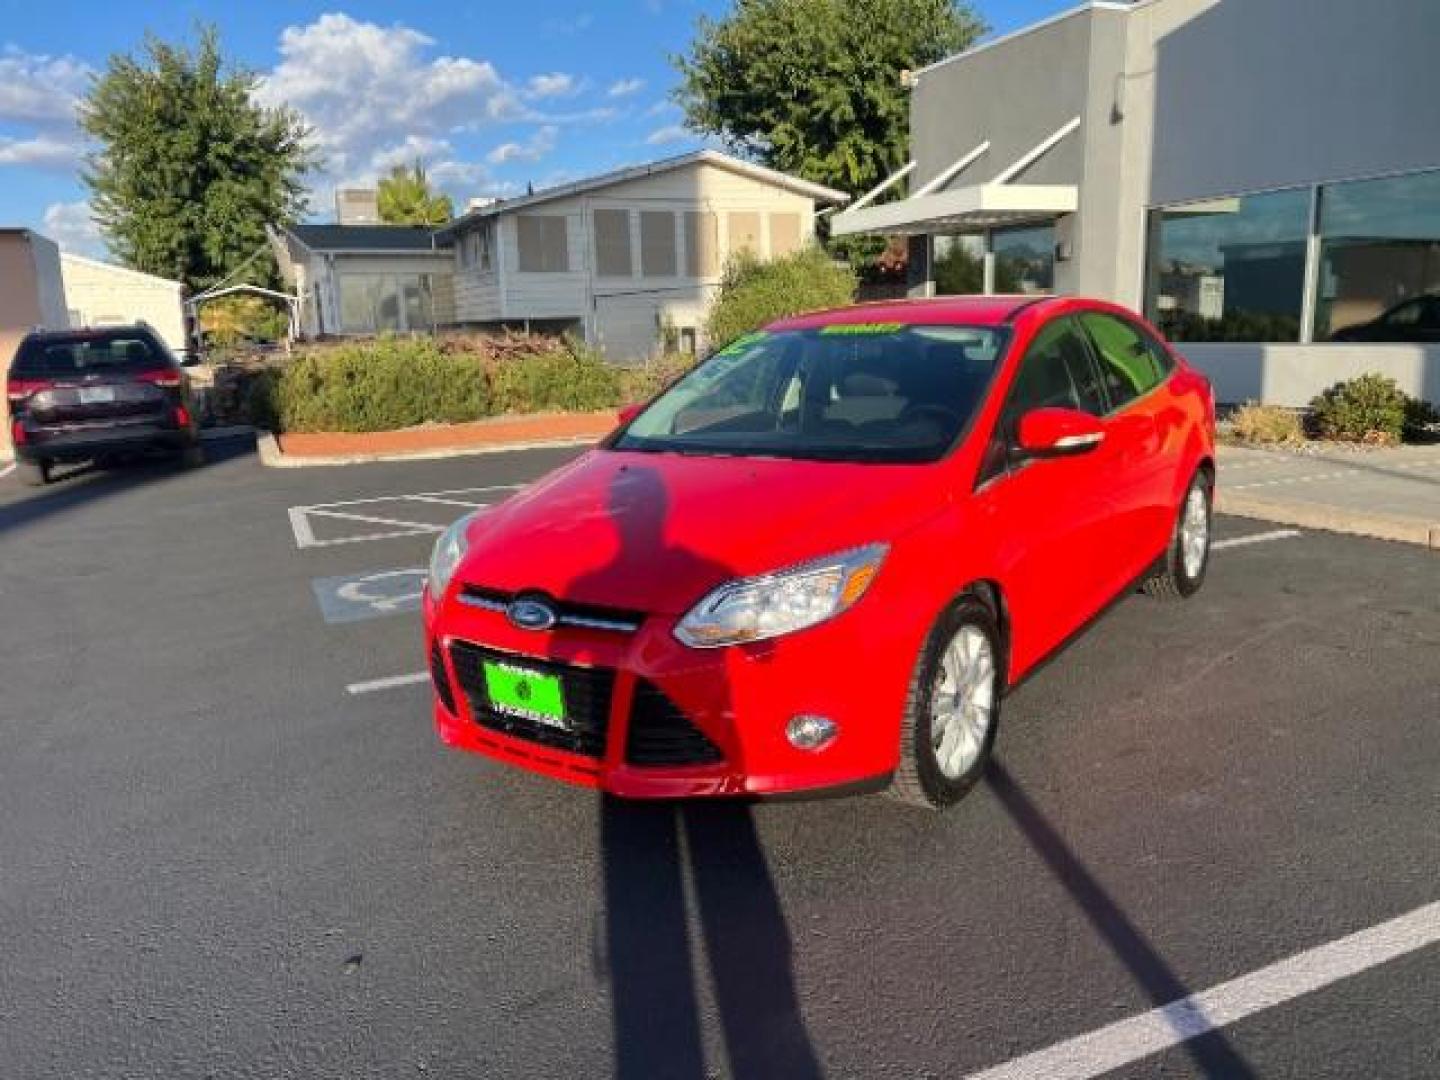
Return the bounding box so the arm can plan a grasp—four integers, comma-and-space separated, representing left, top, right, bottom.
6, 377, 53, 404
135, 370, 182, 389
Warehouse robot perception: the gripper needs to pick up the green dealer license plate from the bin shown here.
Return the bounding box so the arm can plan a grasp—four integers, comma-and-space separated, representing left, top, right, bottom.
482, 661, 568, 728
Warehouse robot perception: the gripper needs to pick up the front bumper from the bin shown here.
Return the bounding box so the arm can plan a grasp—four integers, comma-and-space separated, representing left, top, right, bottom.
424, 585, 918, 799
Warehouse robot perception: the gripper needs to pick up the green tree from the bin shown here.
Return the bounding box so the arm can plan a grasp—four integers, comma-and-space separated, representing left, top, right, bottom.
80, 26, 311, 290
377, 161, 453, 226
673, 0, 984, 197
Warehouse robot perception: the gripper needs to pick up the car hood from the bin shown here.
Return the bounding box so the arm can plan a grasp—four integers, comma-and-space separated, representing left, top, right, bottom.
456, 449, 945, 615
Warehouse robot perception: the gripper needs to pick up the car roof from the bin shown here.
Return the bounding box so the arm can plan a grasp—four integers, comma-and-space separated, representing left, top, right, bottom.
768, 295, 1058, 332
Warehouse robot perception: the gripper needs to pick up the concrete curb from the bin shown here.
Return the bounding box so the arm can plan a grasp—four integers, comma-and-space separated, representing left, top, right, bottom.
254, 429, 599, 468
1218, 490, 1440, 550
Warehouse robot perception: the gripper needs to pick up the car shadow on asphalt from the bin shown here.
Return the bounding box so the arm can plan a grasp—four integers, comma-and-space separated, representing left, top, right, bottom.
600, 797, 823, 1080
569, 463, 822, 1077
0, 431, 255, 539
986, 762, 1258, 1078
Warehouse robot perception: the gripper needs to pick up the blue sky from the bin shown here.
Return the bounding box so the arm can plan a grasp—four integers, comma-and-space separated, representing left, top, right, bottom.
0, 0, 1067, 255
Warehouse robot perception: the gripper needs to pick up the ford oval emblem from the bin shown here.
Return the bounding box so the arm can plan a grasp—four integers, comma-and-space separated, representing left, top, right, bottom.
507, 597, 558, 632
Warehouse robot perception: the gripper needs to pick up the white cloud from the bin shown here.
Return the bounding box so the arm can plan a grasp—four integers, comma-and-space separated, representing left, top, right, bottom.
487, 125, 558, 165
0, 133, 85, 169
0, 46, 91, 124
607, 78, 645, 98
257, 13, 522, 181
644, 99, 678, 117
525, 72, 581, 100
645, 124, 690, 146
42, 199, 104, 256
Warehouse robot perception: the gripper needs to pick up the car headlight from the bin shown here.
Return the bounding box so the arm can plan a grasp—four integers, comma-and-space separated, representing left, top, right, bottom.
675, 543, 888, 648
428, 513, 474, 598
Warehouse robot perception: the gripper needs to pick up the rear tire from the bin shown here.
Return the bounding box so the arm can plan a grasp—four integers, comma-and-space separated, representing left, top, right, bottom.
890, 595, 1003, 809
16, 459, 50, 487
180, 443, 205, 469
1143, 469, 1212, 600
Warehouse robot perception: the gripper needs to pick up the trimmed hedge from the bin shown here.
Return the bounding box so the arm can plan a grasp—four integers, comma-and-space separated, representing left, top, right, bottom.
1308, 374, 1413, 444
247, 334, 697, 434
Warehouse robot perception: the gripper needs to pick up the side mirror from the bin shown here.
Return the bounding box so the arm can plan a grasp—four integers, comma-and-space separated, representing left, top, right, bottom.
616, 402, 643, 426
1016, 407, 1105, 458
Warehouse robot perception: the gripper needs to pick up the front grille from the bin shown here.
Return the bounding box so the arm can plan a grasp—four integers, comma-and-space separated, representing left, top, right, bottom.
430, 641, 456, 714
626, 681, 724, 767
458, 585, 645, 634
449, 641, 615, 759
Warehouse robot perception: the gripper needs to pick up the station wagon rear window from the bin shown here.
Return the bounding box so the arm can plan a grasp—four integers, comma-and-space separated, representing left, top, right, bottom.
12, 333, 170, 378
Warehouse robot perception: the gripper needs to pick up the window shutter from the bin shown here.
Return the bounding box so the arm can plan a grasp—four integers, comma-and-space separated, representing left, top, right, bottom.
593, 209, 632, 277
640, 211, 677, 278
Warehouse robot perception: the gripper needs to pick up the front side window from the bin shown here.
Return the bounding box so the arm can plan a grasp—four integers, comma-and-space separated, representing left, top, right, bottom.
614, 324, 1006, 464
1078, 312, 1164, 411
1316, 169, 1440, 340
1146, 188, 1310, 342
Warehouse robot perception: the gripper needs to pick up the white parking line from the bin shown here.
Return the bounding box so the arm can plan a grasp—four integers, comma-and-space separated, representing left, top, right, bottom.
964, 899, 1440, 1080
288, 484, 522, 549
0, 463, 15, 479
346, 671, 431, 695
1211, 528, 1302, 551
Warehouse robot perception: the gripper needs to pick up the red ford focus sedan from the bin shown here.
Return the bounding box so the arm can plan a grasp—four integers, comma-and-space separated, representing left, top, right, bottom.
423, 296, 1215, 808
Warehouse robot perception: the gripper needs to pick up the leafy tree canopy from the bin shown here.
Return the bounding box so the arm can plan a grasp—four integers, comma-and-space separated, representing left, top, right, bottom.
377, 161, 453, 227
80, 26, 312, 291
673, 0, 984, 196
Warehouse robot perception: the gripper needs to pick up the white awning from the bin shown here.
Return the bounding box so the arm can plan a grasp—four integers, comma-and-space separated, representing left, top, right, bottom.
831, 116, 1081, 237
830, 182, 1078, 236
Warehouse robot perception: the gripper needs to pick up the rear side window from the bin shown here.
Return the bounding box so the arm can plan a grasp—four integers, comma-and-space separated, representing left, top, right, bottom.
1079, 313, 1165, 411
11, 333, 170, 378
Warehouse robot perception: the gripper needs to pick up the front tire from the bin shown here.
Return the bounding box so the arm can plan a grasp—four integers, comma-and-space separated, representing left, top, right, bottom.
16, 459, 50, 487
1143, 469, 1212, 600
890, 596, 1003, 809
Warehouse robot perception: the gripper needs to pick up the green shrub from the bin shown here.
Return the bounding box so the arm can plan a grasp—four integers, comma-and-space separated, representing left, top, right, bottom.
488, 340, 621, 414
617, 352, 697, 405
256, 336, 488, 433
705, 246, 857, 349
1230, 402, 1305, 445
1308, 374, 1410, 443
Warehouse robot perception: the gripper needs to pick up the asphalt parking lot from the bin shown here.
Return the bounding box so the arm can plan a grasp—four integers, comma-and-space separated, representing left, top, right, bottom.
2, 437, 1437, 1079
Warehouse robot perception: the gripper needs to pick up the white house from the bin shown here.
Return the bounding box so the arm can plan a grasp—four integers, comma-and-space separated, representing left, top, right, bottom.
60, 253, 192, 357
436, 150, 849, 359
269, 224, 456, 337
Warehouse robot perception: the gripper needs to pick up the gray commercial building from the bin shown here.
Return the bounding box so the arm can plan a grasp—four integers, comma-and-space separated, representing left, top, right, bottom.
832, 0, 1440, 405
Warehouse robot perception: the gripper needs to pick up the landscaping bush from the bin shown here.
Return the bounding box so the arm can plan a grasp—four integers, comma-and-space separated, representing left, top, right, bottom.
1230, 402, 1305, 445
488, 339, 620, 414
617, 352, 697, 405
705, 247, 857, 349
246, 333, 645, 433
1308, 374, 1412, 444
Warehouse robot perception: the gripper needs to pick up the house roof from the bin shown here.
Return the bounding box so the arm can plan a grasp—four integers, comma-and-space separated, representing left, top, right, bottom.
436, 150, 851, 239
283, 224, 449, 253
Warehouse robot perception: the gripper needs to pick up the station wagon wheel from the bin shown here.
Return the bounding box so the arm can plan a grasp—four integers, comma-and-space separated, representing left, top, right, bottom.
891, 595, 1003, 809
1143, 468, 1213, 600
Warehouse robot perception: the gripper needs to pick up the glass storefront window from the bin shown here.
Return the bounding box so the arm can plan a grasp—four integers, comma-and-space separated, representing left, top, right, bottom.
1315, 170, 1440, 340
1145, 188, 1310, 342
992, 224, 1055, 294
933, 234, 986, 295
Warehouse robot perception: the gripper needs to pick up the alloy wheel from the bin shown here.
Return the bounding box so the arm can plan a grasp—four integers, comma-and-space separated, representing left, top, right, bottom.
929, 626, 996, 780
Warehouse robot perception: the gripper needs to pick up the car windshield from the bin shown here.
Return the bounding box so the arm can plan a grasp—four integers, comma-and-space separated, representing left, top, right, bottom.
11, 333, 170, 378
614, 324, 1007, 463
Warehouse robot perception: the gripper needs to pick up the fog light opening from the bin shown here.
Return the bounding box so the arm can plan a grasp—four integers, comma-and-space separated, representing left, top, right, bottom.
787, 714, 838, 751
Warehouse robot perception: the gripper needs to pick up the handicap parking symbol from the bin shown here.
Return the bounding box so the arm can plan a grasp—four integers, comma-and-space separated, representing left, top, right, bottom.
312, 567, 428, 624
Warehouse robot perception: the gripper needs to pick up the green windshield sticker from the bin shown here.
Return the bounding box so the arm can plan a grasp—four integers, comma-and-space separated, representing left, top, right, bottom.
717, 331, 769, 355
819, 322, 904, 336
